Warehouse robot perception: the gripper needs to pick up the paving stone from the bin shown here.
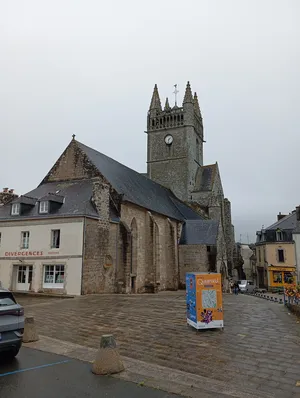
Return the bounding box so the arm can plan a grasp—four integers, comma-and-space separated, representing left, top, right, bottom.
19, 291, 300, 397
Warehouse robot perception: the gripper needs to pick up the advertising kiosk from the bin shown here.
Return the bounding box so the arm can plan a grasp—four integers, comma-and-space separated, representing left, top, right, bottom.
186, 272, 224, 330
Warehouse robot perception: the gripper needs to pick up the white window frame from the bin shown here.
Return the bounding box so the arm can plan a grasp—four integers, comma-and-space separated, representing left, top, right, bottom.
51, 229, 60, 249
21, 231, 30, 249
276, 231, 283, 241
11, 203, 20, 215
39, 201, 49, 214
43, 265, 65, 288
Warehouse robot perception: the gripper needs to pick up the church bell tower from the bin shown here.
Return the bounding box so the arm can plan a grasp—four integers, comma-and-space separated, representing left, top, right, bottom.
146, 82, 204, 202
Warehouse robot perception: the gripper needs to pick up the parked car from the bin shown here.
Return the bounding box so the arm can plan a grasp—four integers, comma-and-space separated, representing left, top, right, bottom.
0, 286, 24, 358
238, 280, 255, 293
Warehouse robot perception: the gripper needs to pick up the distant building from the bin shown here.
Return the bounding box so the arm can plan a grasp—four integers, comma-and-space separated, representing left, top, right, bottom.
256, 212, 297, 291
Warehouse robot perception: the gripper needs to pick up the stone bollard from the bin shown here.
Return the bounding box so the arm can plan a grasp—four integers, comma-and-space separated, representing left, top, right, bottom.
271, 297, 274, 301
274, 297, 278, 302
23, 316, 39, 343
92, 334, 124, 375
279, 298, 283, 304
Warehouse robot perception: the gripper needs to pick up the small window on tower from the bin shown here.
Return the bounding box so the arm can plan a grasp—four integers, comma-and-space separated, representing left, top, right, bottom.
196, 139, 200, 163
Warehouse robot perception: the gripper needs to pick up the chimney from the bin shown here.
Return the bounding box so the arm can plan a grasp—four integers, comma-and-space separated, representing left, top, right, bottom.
277, 212, 287, 221
0, 188, 18, 205
296, 206, 300, 221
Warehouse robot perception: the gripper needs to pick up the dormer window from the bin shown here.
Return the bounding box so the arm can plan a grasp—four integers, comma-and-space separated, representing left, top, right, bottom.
11, 203, 20, 215
276, 230, 283, 241
39, 201, 49, 214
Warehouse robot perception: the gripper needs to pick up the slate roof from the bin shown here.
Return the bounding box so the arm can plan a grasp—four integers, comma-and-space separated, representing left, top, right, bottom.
76, 141, 203, 221
179, 220, 219, 245
266, 212, 297, 231
0, 180, 115, 221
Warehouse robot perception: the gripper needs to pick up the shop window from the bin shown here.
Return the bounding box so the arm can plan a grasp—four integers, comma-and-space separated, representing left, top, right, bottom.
278, 249, 285, 263
43, 265, 65, 288
51, 229, 60, 248
273, 271, 282, 284
21, 231, 30, 249
284, 272, 294, 284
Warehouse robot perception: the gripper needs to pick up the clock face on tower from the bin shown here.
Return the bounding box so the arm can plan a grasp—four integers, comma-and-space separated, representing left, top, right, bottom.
165, 134, 173, 145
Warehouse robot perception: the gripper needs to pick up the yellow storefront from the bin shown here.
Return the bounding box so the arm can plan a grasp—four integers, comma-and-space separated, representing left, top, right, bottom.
268, 266, 297, 289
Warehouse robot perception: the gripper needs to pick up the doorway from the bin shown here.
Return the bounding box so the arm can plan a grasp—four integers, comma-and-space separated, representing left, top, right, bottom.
15, 265, 33, 291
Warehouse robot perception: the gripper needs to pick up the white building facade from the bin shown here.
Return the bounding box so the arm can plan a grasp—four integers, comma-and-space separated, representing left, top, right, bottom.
0, 218, 84, 295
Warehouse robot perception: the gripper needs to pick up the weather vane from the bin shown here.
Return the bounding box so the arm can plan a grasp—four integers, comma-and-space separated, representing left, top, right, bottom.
173, 84, 179, 106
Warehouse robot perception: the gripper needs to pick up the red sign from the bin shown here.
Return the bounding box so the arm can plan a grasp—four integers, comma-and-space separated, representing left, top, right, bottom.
4, 251, 44, 257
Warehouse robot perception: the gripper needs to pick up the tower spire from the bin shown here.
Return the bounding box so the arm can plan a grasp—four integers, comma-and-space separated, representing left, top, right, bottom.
164, 97, 171, 111
149, 84, 162, 111
183, 81, 193, 104
193, 92, 202, 120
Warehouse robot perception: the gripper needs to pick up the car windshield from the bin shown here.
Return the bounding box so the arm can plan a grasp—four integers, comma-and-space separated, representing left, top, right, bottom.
0, 292, 16, 307
238, 280, 247, 285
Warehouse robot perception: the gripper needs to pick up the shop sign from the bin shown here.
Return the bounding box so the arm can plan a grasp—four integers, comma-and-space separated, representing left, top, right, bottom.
4, 251, 44, 257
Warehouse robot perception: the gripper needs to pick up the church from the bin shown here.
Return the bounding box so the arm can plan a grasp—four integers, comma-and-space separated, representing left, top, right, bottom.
0, 82, 235, 295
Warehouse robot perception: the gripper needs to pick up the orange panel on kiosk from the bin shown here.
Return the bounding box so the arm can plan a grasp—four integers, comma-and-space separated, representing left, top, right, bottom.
186, 272, 223, 330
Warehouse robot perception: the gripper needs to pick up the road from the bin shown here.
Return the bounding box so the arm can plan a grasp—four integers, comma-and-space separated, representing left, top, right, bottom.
0, 347, 180, 398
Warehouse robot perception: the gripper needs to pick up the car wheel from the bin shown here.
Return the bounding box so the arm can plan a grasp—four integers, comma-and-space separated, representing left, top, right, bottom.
5, 347, 21, 360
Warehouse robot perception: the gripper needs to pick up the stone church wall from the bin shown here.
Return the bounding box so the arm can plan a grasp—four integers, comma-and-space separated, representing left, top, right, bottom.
82, 180, 112, 294
178, 245, 210, 286
120, 202, 179, 292
42, 139, 101, 183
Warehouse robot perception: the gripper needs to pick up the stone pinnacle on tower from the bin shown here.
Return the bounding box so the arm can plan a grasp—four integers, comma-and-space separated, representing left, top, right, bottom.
164, 97, 171, 111
149, 84, 162, 111
193, 92, 202, 120
183, 81, 193, 104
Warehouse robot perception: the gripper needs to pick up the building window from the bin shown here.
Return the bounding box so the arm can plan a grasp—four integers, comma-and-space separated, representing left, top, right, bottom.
21, 231, 30, 249
276, 231, 283, 241
11, 203, 20, 215
0, 232, 1, 247
39, 201, 49, 214
273, 271, 282, 284
51, 229, 60, 248
284, 272, 294, 284
43, 265, 65, 288
258, 248, 261, 263
278, 249, 285, 263
196, 138, 200, 163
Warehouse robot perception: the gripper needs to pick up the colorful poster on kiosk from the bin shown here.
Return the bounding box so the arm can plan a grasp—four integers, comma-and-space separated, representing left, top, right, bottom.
186, 272, 223, 330
196, 273, 223, 329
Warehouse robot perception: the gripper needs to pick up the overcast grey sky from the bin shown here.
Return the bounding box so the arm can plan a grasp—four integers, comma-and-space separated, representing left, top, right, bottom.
1, 0, 299, 242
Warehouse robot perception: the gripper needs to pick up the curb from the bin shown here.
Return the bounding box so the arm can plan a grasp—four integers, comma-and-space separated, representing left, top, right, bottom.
245, 291, 284, 304
24, 335, 273, 398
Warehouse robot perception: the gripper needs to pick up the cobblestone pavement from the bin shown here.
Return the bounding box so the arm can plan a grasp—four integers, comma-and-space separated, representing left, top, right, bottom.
20, 292, 300, 397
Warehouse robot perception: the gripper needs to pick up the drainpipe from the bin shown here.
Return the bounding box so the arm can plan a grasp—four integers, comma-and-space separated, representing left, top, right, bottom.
80, 216, 86, 295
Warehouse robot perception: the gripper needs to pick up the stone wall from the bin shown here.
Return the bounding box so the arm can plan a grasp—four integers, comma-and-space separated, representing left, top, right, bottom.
178, 244, 210, 286
42, 139, 101, 183
120, 202, 179, 293
223, 198, 234, 276
82, 180, 111, 294
0, 189, 18, 205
